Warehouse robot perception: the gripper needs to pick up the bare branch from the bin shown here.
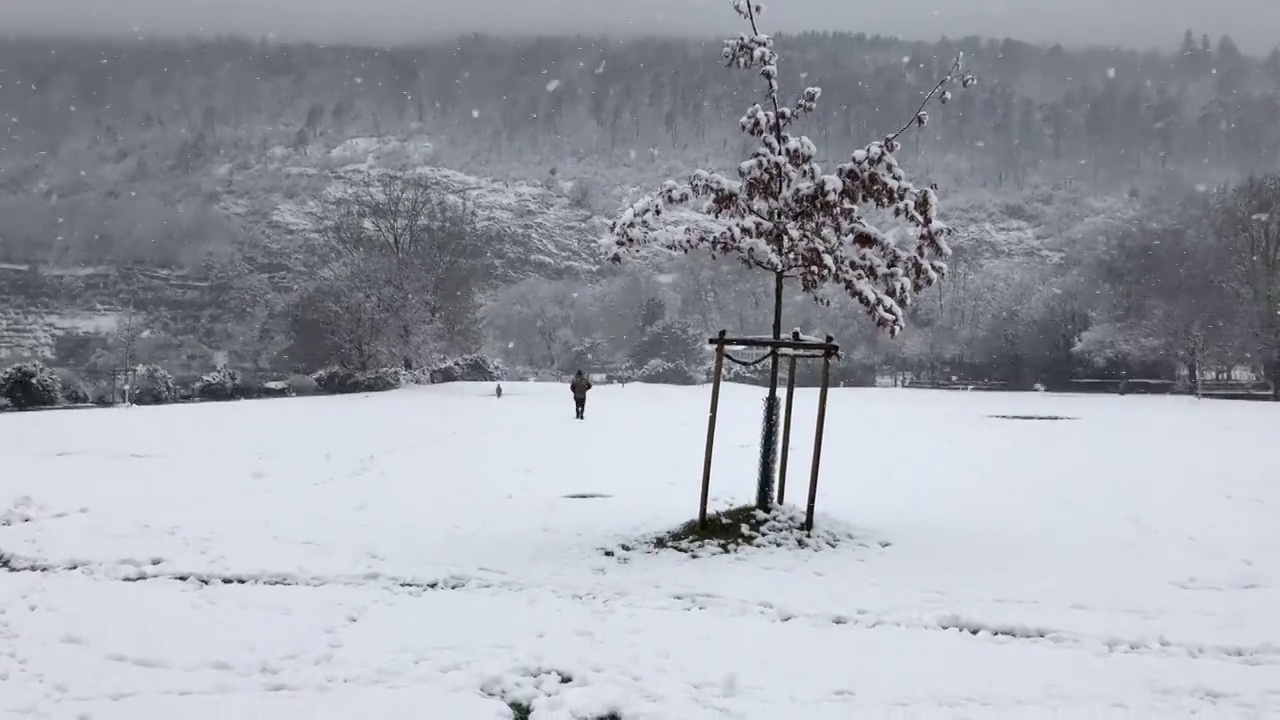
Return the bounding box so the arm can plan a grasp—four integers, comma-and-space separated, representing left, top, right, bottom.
884, 55, 975, 146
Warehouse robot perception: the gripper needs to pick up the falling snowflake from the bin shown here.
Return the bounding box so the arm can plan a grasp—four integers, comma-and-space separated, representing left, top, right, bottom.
546, 79, 561, 92
471, 109, 480, 119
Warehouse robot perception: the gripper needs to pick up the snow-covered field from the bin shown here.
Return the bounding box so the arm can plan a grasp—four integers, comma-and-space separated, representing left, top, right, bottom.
2, 383, 1278, 718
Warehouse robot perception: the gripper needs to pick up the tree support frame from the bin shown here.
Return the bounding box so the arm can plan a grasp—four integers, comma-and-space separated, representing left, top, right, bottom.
700, 329, 839, 532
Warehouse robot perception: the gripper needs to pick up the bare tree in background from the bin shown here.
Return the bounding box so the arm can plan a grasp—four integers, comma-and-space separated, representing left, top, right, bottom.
608, 0, 977, 509
300, 172, 487, 371
1078, 192, 1239, 393
1215, 175, 1280, 398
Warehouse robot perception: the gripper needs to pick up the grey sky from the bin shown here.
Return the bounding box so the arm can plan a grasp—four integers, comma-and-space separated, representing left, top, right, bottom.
5, 0, 1278, 54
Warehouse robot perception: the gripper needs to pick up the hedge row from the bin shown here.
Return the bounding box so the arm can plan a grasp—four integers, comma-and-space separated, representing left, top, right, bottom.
0, 354, 506, 411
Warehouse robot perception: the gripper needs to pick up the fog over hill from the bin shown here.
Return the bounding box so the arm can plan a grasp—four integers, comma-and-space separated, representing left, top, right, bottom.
6, 0, 1279, 53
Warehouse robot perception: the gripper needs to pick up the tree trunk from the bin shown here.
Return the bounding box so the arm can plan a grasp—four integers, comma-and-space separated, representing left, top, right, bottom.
755, 270, 785, 510
1267, 355, 1280, 401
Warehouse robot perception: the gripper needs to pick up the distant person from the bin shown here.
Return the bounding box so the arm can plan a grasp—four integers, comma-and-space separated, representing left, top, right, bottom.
570, 370, 593, 420
495, 383, 503, 399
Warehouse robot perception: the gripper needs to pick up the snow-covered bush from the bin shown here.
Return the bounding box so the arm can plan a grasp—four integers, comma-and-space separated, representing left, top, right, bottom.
193, 366, 242, 401
358, 368, 408, 392
1, 362, 63, 409
428, 354, 506, 384
311, 368, 355, 394
57, 370, 91, 405
629, 318, 705, 373
62, 383, 91, 405
635, 359, 703, 386
286, 374, 320, 396
133, 365, 178, 406
610, 367, 638, 385
312, 367, 404, 395
90, 381, 116, 407
255, 380, 294, 398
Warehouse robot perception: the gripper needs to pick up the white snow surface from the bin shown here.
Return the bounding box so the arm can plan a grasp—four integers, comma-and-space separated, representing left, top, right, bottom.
2, 383, 1279, 718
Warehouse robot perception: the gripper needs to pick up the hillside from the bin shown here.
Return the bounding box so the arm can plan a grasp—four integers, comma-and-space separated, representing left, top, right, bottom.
3, 29, 1277, 268
216, 136, 608, 281
0, 28, 1276, 384
0, 132, 617, 364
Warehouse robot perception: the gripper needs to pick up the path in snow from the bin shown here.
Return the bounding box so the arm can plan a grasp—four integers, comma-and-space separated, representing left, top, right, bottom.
2, 382, 1278, 718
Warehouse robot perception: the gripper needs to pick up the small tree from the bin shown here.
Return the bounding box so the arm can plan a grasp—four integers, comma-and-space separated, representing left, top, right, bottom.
312, 172, 488, 370
608, 1, 975, 509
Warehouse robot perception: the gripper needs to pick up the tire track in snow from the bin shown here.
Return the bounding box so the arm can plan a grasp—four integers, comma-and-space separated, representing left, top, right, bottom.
659, 591, 1280, 667
5, 545, 1277, 668
0, 547, 475, 591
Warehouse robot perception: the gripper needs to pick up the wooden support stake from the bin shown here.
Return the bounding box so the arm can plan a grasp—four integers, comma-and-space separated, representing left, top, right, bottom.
699, 331, 727, 530
804, 347, 833, 532
776, 353, 798, 506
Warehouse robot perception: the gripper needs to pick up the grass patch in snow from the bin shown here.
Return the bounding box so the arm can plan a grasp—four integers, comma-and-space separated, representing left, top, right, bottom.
988, 414, 1078, 421
610, 504, 863, 557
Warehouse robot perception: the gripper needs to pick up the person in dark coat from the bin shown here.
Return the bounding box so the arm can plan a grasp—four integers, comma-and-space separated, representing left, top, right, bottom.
570, 370, 592, 419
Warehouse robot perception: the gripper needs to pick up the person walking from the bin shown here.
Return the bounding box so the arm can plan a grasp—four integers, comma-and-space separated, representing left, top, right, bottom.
570, 370, 592, 420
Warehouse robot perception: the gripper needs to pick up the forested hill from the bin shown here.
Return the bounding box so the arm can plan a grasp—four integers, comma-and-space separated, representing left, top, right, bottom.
1, 28, 1278, 387
1, 29, 1278, 267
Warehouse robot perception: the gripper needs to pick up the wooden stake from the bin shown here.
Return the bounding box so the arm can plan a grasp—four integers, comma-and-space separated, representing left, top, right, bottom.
699, 331, 727, 530
776, 353, 798, 505
804, 346, 833, 532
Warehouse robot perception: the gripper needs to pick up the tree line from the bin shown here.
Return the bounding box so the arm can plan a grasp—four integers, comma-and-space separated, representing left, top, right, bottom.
2, 28, 1277, 194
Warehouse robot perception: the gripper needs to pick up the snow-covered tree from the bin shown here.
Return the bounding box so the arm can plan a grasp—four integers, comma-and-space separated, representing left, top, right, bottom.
1079, 192, 1240, 388
308, 172, 488, 370
606, 0, 976, 508
1214, 175, 1280, 398
630, 317, 705, 373
482, 278, 589, 372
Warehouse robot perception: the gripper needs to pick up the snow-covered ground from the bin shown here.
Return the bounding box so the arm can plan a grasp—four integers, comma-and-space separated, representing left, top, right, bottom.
2, 383, 1278, 718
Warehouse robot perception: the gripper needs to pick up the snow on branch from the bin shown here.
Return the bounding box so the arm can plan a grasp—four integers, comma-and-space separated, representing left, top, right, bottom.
605, 1, 977, 337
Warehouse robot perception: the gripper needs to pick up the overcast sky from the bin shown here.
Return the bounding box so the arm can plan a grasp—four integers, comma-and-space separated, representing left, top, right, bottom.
5, 0, 1278, 54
